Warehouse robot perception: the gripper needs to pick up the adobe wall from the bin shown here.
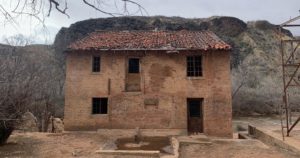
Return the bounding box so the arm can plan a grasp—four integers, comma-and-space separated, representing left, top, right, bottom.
64, 50, 232, 137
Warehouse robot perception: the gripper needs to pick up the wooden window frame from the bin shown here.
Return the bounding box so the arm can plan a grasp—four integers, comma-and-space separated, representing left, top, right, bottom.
187, 55, 203, 77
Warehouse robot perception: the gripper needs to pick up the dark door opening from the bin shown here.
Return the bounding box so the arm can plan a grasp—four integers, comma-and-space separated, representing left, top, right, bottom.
126, 58, 141, 92
187, 98, 203, 133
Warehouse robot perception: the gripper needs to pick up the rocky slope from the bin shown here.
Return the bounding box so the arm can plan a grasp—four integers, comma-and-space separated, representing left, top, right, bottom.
52, 16, 295, 115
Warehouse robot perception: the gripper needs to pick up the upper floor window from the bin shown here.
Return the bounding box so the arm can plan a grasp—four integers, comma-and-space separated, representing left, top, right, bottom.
128, 58, 140, 73
92, 98, 108, 114
187, 56, 203, 77
92, 56, 101, 72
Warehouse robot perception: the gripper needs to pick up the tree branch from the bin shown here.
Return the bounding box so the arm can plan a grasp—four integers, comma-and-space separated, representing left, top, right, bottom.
121, 0, 148, 16
48, 0, 69, 18
0, 0, 146, 26
82, 0, 120, 17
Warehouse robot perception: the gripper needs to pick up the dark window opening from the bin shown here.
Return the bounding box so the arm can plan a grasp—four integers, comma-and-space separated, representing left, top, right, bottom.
188, 99, 203, 118
92, 56, 101, 72
92, 98, 108, 114
187, 56, 202, 77
128, 58, 140, 73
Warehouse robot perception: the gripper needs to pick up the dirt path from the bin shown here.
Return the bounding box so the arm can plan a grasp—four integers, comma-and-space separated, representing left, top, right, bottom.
0, 132, 109, 158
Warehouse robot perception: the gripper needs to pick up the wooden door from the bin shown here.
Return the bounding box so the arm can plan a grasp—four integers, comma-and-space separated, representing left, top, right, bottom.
187, 98, 203, 133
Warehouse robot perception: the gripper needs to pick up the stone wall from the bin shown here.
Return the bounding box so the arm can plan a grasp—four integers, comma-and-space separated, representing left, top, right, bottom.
64, 50, 232, 138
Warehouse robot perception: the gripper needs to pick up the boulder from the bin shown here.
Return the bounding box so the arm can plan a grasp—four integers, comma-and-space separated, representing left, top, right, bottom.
47, 117, 64, 133
18, 112, 38, 132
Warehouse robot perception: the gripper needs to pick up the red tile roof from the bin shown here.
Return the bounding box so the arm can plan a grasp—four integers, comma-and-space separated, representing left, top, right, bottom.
68, 30, 231, 51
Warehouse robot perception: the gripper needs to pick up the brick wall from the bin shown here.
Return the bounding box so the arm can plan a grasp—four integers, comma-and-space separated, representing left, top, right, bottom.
64, 50, 232, 138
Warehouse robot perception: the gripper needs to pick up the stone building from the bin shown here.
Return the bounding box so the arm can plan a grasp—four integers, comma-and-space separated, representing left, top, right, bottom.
64, 30, 232, 138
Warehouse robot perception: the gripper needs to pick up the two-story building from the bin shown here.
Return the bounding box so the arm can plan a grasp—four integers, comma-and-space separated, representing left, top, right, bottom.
64, 30, 233, 138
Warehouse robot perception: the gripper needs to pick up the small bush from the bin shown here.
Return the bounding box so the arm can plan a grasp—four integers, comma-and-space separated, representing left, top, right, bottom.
0, 122, 14, 145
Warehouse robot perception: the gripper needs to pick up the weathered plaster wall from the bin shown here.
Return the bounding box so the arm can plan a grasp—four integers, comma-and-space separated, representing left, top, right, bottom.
64, 50, 232, 137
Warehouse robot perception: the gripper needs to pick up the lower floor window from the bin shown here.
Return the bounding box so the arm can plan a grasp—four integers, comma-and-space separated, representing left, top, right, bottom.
92, 98, 108, 114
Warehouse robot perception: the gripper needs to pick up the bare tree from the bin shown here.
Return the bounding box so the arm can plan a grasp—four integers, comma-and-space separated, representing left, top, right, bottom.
27, 47, 65, 132
3, 34, 34, 46
232, 65, 249, 99
0, 49, 37, 144
0, 0, 147, 26
0, 44, 64, 144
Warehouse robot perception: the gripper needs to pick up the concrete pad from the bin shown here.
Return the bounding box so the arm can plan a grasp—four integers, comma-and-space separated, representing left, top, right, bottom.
96, 150, 160, 156
248, 125, 300, 156
97, 129, 187, 137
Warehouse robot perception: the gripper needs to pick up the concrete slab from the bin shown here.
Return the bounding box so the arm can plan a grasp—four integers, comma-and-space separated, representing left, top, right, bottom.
177, 135, 212, 145
97, 129, 187, 137
96, 150, 160, 158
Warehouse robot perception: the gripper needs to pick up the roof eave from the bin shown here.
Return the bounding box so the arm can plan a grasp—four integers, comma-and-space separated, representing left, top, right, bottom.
66, 47, 231, 52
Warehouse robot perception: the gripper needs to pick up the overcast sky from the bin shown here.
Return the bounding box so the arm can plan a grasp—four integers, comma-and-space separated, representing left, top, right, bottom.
0, 0, 299, 44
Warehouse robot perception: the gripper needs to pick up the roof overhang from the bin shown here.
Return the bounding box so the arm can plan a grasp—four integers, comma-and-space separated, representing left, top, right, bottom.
65, 47, 231, 53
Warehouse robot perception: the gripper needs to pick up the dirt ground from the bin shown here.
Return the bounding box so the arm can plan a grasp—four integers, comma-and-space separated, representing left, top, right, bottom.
0, 132, 110, 158
0, 132, 298, 158
274, 130, 300, 142
1, 116, 300, 158
232, 116, 300, 157
179, 139, 299, 158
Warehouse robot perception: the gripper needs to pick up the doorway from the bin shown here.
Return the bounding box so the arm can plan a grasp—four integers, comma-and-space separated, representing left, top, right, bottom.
125, 58, 141, 92
187, 98, 203, 133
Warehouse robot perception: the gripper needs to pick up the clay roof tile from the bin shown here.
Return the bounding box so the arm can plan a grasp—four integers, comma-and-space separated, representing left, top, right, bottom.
68, 30, 231, 51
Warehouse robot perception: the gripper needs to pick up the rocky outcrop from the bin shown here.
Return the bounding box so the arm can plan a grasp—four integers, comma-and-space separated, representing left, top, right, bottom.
18, 112, 39, 132
53, 16, 248, 53
47, 117, 64, 133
